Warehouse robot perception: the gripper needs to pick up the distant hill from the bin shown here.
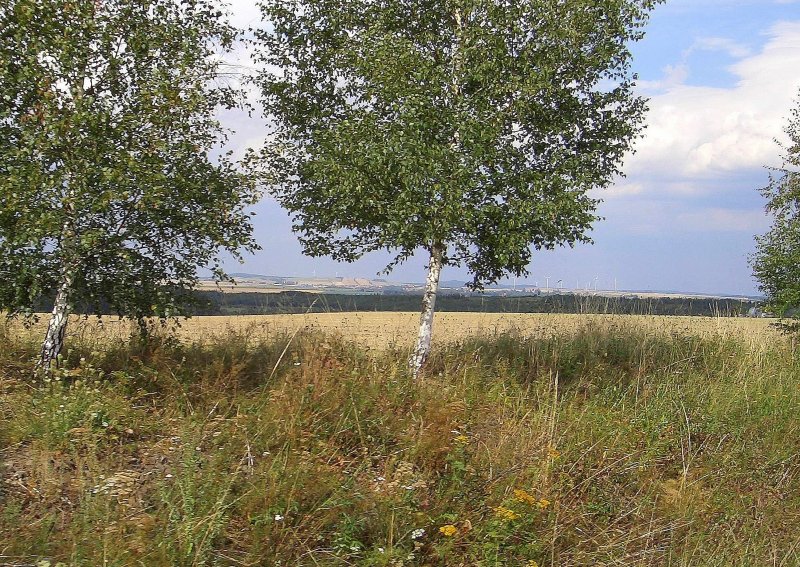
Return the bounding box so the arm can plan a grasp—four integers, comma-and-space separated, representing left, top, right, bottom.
226, 273, 293, 282
440, 279, 467, 288
211, 272, 761, 301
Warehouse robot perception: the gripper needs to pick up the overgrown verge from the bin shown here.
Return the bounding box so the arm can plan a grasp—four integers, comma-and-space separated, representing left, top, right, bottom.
1, 320, 798, 566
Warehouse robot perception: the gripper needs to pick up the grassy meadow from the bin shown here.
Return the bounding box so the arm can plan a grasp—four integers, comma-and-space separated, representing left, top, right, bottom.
1, 313, 800, 565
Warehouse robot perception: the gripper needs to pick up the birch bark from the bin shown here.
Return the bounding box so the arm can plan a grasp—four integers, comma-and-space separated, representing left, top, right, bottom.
39, 167, 77, 371
409, 243, 444, 378
38, 270, 74, 371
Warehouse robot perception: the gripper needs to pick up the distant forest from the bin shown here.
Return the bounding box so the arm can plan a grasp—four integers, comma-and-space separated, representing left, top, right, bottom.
31, 290, 760, 318
190, 291, 760, 317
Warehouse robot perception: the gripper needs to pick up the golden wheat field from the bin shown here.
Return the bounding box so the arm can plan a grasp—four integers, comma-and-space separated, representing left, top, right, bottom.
7, 312, 784, 350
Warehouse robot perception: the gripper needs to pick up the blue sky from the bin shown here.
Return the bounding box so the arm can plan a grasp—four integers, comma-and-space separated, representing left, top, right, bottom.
223, 0, 800, 295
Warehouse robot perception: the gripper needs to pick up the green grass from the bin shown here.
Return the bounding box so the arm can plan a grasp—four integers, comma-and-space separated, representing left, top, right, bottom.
1, 319, 799, 566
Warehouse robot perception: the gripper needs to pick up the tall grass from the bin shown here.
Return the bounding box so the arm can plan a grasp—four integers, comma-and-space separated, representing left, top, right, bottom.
1, 318, 798, 566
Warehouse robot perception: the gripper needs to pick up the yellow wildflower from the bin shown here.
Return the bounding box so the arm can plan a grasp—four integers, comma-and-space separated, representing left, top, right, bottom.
536, 498, 551, 510
493, 506, 521, 521
526, 561, 540, 567
547, 447, 561, 460
513, 488, 537, 505
454, 434, 469, 444
439, 524, 458, 537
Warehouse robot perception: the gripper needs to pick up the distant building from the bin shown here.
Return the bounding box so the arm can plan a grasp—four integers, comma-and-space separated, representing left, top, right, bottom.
747, 307, 773, 318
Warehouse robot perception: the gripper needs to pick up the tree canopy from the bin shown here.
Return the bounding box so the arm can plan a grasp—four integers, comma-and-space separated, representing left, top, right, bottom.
0, 0, 260, 365
751, 92, 800, 329
256, 0, 660, 286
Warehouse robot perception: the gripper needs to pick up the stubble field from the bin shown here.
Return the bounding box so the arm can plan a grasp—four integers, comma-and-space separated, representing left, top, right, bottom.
10, 311, 782, 351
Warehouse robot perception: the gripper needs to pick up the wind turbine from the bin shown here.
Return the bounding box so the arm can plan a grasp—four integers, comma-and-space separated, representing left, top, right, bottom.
545, 275, 551, 290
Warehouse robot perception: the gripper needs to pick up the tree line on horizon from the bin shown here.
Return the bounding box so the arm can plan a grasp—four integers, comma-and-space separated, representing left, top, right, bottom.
26, 289, 760, 318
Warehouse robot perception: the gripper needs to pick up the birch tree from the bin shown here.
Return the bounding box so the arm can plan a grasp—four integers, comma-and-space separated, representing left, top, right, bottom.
0, 0, 260, 369
255, 0, 662, 377
751, 92, 800, 331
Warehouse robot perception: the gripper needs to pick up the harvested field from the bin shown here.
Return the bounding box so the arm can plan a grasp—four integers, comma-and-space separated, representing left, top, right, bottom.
195, 282, 319, 293
7, 312, 783, 350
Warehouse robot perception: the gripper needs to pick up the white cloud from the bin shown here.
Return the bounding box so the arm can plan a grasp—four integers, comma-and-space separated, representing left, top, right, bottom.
599, 197, 771, 235
600, 182, 645, 199
626, 21, 800, 182
677, 208, 770, 232
638, 63, 689, 91
226, 0, 262, 30
688, 37, 752, 58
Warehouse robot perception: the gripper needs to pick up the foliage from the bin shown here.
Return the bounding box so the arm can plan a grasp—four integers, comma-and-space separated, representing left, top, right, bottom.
254, 0, 662, 288
2, 321, 800, 564
752, 92, 800, 330
0, 0, 260, 323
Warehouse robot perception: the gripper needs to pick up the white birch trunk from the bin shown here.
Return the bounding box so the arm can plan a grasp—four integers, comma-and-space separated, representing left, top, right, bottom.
38, 271, 74, 371
409, 243, 444, 379
38, 155, 79, 372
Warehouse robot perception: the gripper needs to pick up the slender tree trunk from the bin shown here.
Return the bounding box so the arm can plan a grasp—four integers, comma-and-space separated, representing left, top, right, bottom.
409, 243, 444, 379
38, 270, 74, 371
38, 161, 79, 372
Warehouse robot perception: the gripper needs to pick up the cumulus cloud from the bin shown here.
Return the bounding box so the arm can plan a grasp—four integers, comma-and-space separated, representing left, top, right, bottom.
626, 21, 800, 181
637, 63, 689, 91
601, 182, 645, 199
676, 208, 771, 232
688, 37, 753, 58
598, 196, 771, 236
226, 0, 262, 30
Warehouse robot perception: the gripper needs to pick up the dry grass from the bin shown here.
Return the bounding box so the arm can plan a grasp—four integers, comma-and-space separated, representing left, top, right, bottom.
2, 318, 800, 565
8, 312, 783, 352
